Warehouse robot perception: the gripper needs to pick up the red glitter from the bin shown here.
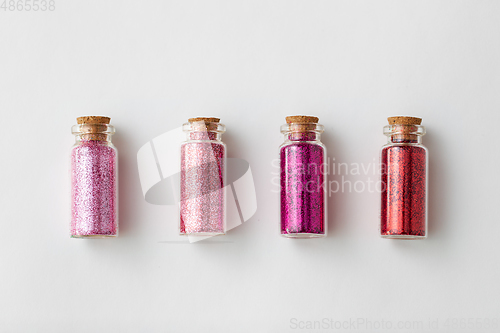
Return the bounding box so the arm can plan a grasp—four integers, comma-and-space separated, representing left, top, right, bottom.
381, 143, 427, 238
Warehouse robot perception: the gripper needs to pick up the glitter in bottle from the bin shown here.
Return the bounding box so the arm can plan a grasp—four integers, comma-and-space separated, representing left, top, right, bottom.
380, 116, 428, 239
280, 115, 327, 238
180, 117, 226, 236
70, 116, 118, 238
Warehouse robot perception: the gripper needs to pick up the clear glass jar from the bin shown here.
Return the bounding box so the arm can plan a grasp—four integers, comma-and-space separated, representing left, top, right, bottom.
70, 116, 118, 238
280, 115, 327, 238
380, 116, 428, 239
180, 117, 226, 236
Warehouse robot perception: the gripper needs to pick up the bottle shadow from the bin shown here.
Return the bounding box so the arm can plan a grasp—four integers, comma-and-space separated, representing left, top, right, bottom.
112, 130, 139, 237
321, 127, 350, 238
424, 131, 448, 238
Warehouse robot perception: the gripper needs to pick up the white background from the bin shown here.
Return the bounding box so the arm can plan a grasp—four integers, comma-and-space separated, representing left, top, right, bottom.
1, 1, 499, 332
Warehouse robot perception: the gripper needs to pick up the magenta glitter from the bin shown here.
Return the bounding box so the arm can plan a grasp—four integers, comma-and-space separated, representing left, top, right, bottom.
180, 121, 226, 235
280, 117, 326, 238
70, 140, 118, 237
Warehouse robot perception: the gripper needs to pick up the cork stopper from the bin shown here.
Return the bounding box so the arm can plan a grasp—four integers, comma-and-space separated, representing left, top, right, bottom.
285, 115, 319, 132
387, 116, 422, 142
286, 115, 319, 124
188, 117, 220, 131
77, 116, 111, 125
76, 116, 112, 141
387, 116, 422, 125
188, 117, 220, 123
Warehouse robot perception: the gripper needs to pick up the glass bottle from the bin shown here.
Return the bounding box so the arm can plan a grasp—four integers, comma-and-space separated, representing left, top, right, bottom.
380, 116, 428, 239
280, 115, 327, 238
180, 117, 226, 236
70, 116, 118, 238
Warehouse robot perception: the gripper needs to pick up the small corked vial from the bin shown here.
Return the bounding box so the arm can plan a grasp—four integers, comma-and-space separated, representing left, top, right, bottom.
380, 116, 428, 239
70, 116, 118, 238
280, 115, 327, 238
180, 117, 226, 236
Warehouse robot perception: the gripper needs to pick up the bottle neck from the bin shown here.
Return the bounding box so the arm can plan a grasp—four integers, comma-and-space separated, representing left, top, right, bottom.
72, 124, 115, 143
75, 134, 113, 143
388, 135, 422, 144
281, 122, 324, 142
384, 124, 425, 145
183, 121, 225, 142
284, 131, 321, 142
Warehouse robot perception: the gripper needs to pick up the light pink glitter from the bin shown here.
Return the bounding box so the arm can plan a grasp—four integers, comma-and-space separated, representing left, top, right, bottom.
71, 140, 118, 237
180, 131, 225, 235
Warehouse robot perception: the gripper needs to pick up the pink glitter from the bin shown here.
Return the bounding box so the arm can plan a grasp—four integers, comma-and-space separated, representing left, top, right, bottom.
180, 128, 225, 235
71, 140, 118, 237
